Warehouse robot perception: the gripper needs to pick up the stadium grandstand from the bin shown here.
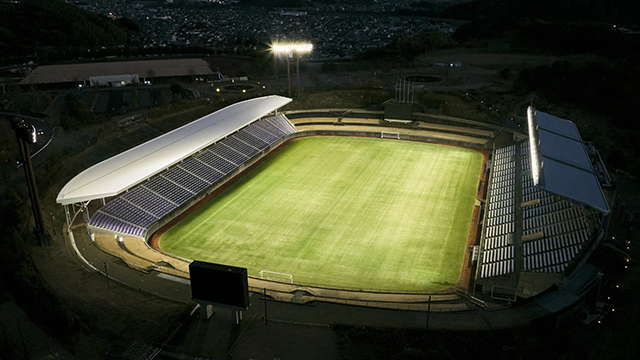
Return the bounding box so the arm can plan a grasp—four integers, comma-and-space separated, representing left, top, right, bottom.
57, 95, 296, 238
57, 96, 612, 305
475, 106, 611, 299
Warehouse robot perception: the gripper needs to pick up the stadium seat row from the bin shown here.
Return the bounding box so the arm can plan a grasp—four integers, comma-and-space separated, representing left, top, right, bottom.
494, 144, 516, 158
483, 234, 509, 250
532, 264, 568, 273
483, 234, 511, 250
523, 208, 587, 231
523, 245, 582, 271
522, 201, 572, 219
491, 174, 515, 188
178, 157, 225, 184
522, 219, 587, 239
487, 206, 514, 219
493, 162, 515, 172
481, 245, 514, 264
485, 222, 515, 238
490, 192, 514, 204
523, 230, 589, 256
90, 211, 145, 237
488, 198, 514, 211
480, 259, 514, 278
486, 213, 514, 227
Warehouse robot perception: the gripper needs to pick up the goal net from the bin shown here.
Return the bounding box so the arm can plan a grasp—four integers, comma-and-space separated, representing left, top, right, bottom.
259, 270, 294, 284
381, 131, 400, 140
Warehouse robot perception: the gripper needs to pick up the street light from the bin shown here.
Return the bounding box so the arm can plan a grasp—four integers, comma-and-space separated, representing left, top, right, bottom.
272, 43, 313, 98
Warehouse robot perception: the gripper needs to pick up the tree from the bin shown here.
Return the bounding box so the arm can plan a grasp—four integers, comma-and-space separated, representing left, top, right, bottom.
64, 93, 95, 126
170, 84, 183, 98
145, 69, 157, 80
321, 61, 338, 74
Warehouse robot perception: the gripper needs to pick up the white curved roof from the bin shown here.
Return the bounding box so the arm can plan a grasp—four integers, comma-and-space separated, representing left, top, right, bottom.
57, 95, 292, 205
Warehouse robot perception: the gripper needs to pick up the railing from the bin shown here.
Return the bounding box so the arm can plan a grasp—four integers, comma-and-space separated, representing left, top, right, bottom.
249, 286, 470, 312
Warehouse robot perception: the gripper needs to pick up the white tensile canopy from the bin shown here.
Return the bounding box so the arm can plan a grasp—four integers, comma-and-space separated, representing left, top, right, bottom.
57, 95, 292, 205
527, 107, 609, 214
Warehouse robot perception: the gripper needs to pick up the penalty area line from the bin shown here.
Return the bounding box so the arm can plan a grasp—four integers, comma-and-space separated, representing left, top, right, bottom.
167, 185, 253, 250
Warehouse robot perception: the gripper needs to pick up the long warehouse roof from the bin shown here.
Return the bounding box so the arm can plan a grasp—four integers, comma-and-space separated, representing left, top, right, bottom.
527, 107, 609, 214
57, 95, 292, 205
20, 58, 214, 85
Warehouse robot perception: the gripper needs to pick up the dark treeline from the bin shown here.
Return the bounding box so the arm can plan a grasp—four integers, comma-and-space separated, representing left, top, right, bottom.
60, 94, 96, 130
454, 19, 640, 56
441, 0, 640, 26
0, 188, 83, 358
518, 59, 640, 130
238, 0, 309, 8
0, 0, 135, 59
437, 0, 640, 56
516, 59, 640, 173
358, 31, 450, 63
395, 1, 448, 17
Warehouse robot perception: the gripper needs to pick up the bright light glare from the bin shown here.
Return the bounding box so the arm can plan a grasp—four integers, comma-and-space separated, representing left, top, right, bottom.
272, 43, 313, 53
527, 106, 542, 186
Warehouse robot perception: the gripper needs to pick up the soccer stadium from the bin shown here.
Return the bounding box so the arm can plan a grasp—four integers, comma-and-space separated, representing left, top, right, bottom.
57, 95, 611, 308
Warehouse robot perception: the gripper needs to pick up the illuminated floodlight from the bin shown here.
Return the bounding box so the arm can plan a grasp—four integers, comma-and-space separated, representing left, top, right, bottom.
527, 106, 542, 186
272, 43, 313, 53
273, 42, 312, 98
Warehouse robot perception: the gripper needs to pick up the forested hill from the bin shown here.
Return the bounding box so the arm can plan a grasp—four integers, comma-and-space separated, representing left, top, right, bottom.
238, 0, 309, 8
440, 0, 640, 56
441, 0, 640, 25
0, 0, 132, 58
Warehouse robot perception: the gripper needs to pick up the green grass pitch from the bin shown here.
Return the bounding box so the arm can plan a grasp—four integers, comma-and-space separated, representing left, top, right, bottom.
159, 136, 483, 292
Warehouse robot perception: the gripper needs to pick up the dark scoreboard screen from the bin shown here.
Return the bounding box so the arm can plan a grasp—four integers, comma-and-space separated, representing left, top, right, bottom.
189, 260, 249, 309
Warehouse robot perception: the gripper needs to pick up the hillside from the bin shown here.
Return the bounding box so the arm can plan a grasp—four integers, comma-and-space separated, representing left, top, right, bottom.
441, 0, 640, 56
441, 0, 640, 25
0, 0, 130, 59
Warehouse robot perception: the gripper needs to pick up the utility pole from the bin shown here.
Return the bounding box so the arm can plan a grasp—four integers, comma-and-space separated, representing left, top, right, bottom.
426, 295, 431, 330
263, 287, 268, 325
286, 54, 291, 98
50, 212, 56, 235
104, 262, 110, 289
296, 52, 301, 98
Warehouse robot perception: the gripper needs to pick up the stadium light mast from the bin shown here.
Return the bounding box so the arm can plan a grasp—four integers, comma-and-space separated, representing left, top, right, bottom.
272, 43, 312, 98
11, 118, 48, 246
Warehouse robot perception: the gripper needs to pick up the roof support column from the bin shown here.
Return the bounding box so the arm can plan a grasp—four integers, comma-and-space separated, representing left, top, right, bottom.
64, 204, 71, 230
82, 207, 90, 224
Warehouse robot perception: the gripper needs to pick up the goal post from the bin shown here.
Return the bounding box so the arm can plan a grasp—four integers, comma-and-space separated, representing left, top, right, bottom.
259, 270, 294, 284
381, 131, 400, 140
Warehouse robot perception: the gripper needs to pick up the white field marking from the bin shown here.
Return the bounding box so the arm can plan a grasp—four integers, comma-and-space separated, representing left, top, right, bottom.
168, 185, 253, 250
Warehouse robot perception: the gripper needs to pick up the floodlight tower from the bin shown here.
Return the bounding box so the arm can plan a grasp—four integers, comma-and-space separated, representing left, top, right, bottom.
273, 43, 312, 98
11, 118, 47, 245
